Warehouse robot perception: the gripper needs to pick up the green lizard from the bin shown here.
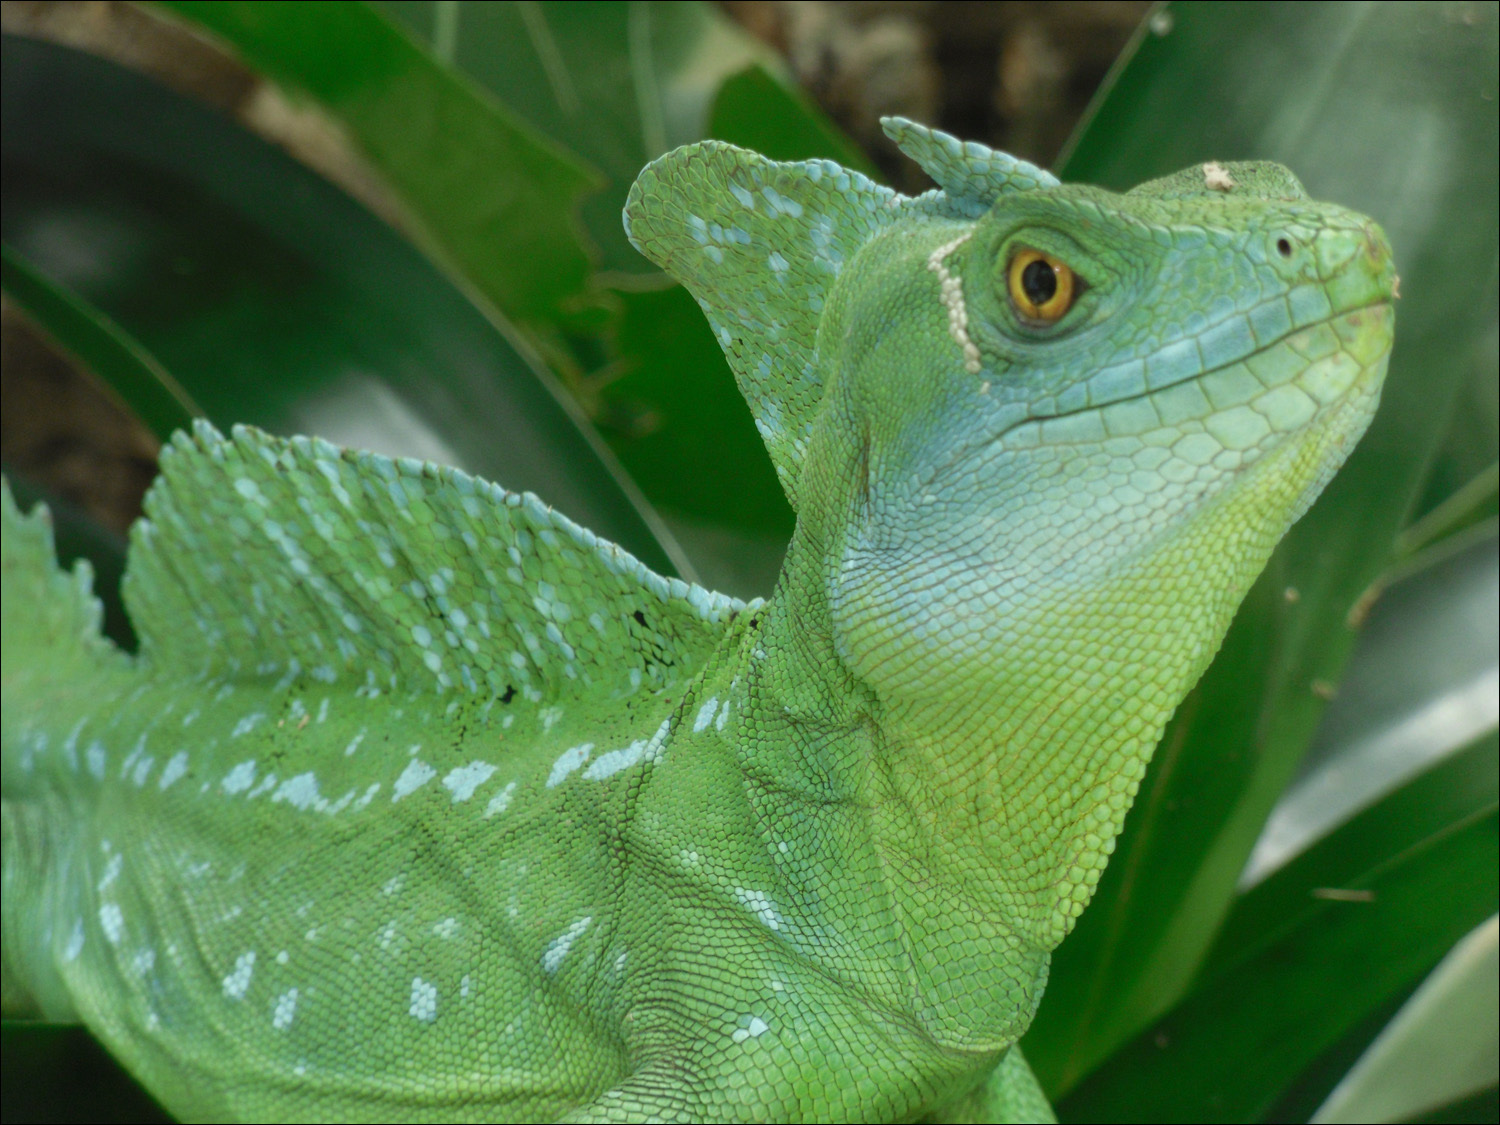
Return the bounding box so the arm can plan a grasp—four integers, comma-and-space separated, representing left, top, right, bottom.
1, 118, 1394, 1122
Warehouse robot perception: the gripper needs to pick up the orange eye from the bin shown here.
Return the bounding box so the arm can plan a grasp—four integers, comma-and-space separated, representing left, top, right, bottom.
1007, 249, 1076, 324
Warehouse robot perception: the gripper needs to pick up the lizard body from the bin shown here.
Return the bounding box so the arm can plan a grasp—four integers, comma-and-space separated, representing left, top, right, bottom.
1, 120, 1394, 1122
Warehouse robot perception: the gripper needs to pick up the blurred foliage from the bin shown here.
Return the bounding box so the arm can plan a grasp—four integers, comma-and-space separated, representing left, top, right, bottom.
1, 2, 1495, 1122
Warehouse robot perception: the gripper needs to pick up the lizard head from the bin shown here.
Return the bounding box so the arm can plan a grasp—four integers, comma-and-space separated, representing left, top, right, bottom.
823, 153, 1397, 710
811, 134, 1395, 951
627, 122, 1395, 954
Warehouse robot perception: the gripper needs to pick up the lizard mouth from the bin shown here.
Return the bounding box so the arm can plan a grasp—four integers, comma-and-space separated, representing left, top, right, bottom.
996, 300, 1394, 454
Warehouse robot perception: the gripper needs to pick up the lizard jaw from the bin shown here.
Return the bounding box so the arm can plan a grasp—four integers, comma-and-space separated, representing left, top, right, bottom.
996, 299, 1394, 462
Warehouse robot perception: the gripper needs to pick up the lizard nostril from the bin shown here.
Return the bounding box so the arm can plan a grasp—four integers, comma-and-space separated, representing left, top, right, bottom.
1275, 237, 1294, 259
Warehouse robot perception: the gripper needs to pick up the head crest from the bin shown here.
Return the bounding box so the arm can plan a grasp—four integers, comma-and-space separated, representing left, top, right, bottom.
625, 123, 1059, 511
881, 116, 1059, 205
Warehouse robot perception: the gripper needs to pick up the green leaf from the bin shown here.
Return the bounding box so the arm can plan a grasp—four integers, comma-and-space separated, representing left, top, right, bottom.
1396, 463, 1499, 562
1055, 734, 1499, 1123
707, 62, 879, 175
1243, 530, 1498, 888
1, 30, 685, 578
1, 246, 199, 442
1026, 1, 1500, 1094
1409, 1085, 1500, 1125
608, 284, 793, 587
1210, 732, 1499, 977
376, 0, 789, 277
372, 2, 860, 552
154, 0, 602, 327
1311, 915, 1498, 1125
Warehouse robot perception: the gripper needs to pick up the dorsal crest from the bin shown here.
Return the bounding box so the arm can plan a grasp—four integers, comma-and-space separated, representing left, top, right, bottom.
124, 423, 747, 700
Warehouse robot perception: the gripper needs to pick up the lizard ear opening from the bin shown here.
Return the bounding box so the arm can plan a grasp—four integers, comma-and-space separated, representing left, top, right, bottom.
625, 142, 898, 513
881, 117, 1059, 207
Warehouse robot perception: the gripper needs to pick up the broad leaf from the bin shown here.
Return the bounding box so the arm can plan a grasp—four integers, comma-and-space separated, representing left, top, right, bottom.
1, 31, 685, 578
1057, 733, 1499, 1122
376, 0, 792, 276
1310, 915, 1498, 1124
155, 0, 603, 327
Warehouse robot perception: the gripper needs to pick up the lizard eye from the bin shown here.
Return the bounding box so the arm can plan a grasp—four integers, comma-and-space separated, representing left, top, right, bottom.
1007, 249, 1076, 324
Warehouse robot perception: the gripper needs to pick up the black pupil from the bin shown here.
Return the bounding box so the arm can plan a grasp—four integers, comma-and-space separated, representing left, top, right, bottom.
1021, 258, 1058, 306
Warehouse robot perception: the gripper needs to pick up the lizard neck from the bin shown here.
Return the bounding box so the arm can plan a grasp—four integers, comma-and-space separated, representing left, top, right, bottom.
740, 392, 1322, 1049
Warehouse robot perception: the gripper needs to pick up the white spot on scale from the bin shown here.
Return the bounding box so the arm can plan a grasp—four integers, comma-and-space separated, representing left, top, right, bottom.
693, 698, 719, 732
57, 919, 85, 963
728, 181, 755, 209
541, 916, 592, 975
222, 760, 257, 794
158, 751, 189, 791
62, 718, 86, 769
546, 744, 593, 788
344, 730, 366, 756
97, 852, 123, 893
273, 772, 326, 812
734, 888, 782, 931
85, 741, 107, 779
272, 987, 299, 1030
433, 917, 460, 939
484, 781, 518, 818
460, 974, 472, 999
392, 759, 436, 801
583, 719, 671, 780
410, 977, 438, 1022
247, 772, 278, 800
581, 742, 643, 780
231, 712, 266, 738
276, 950, 290, 965
382, 874, 405, 897
927, 232, 983, 374
731, 1016, 770, 1043
222, 951, 256, 999
443, 761, 498, 803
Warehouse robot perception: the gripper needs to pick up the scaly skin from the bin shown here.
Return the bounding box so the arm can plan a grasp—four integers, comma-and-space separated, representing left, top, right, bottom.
1, 120, 1393, 1122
